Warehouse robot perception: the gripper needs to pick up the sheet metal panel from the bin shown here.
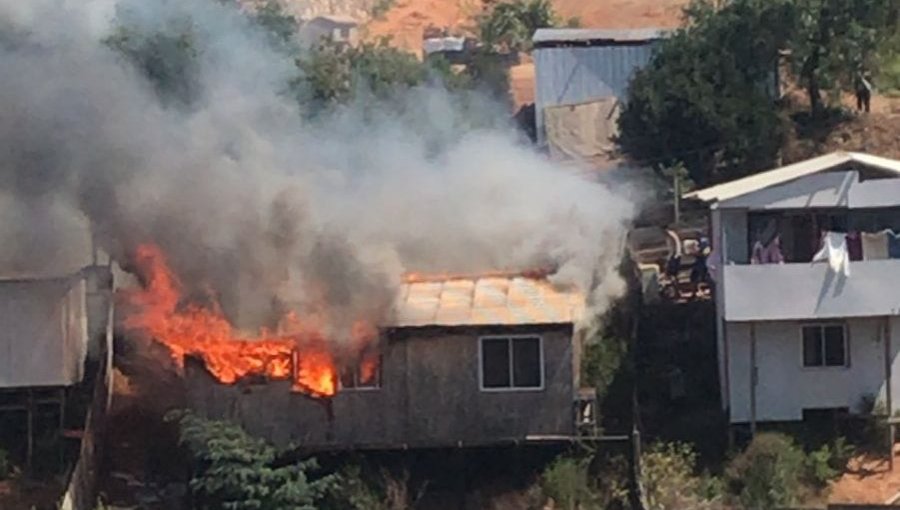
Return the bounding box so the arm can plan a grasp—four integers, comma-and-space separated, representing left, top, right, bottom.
0, 276, 88, 388
391, 275, 585, 327
533, 28, 667, 44
534, 42, 659, 144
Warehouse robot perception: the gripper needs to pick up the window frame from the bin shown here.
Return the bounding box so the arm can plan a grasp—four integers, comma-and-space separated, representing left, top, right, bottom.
339, 354, 383, 391
800, 322, 849, 369
478, 335, 545, 392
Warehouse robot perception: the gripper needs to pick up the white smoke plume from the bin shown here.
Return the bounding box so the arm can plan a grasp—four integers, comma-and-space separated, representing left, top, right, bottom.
0, 0, 635, 341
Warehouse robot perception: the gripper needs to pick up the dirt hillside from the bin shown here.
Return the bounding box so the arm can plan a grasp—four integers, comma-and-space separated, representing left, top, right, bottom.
366, 0, 690, 56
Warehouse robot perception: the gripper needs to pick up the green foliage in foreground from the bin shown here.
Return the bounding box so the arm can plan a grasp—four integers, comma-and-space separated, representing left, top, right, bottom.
169, 410, 336, 510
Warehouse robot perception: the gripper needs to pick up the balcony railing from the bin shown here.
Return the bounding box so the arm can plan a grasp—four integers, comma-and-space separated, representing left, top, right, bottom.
721, 259, 900, 321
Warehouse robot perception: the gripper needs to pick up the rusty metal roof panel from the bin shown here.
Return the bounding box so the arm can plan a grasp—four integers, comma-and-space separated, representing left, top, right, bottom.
391, 274, 585, 327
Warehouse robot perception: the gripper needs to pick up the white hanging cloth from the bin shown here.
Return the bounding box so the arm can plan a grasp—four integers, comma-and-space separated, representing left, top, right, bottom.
812, 231, 850, 277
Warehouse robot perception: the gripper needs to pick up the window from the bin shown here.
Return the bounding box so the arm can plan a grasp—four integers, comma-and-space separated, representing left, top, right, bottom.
479, 336, 543, 390
340, 353, 381, 390
802, 324, 848, 367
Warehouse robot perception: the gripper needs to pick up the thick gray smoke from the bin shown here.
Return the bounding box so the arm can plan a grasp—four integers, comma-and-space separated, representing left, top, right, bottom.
0, 0, 635, 341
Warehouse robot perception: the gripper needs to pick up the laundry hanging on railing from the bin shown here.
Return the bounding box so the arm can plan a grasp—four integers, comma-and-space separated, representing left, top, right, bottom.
812, 231, 851, 277
751, 236, 784, 264
887, 230, 900, 259
861, 231, 889, 260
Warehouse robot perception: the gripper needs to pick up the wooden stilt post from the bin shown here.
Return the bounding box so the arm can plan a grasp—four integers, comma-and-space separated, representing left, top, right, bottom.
886, 317, 894, 470
59, 388, 66, 473
750, 323, 757, 437
26, 389, 34, 475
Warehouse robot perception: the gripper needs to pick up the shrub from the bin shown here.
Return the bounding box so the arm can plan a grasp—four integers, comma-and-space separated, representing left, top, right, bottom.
641, 442, 724, 510
540, 456, 596, 510
725, 433, 806, 510
169, 410, 336, 510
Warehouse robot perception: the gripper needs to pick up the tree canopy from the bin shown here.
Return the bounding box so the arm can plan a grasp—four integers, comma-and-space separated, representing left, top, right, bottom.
618, 0, 793, 186
105, 15, 199, 106
790, 0, 897, 114
477, 0, 557, 53
619, 0, 897, 187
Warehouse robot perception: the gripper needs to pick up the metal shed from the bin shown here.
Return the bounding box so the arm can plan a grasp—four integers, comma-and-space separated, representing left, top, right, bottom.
0, 274, 88, 388
532, 28, 666, 148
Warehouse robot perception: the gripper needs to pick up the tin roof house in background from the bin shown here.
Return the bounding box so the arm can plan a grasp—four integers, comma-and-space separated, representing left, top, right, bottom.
298, 14, 359, 48
687, 152, 900, 434
532, 28, 666, 164
186, 272, 597, 451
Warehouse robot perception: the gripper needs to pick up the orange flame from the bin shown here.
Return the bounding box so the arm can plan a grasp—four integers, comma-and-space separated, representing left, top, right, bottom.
120, 244, 376, 397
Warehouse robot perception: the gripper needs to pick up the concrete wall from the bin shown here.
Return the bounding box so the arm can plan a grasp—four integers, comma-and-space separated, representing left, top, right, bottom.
726, 317, 900, 423
186, 324, 577, 450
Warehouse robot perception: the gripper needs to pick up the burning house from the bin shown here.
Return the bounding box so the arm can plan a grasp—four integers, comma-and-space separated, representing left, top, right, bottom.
180, 270, 595, 451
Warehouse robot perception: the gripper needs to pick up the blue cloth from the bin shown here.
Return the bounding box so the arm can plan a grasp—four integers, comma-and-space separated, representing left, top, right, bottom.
889, 231, 900, 259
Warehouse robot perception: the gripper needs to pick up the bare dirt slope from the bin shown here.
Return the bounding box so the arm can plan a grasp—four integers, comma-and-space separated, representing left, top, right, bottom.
366, 0, 690, 56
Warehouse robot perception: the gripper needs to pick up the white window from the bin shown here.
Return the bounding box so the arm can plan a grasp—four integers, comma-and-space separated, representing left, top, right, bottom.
802, 323, 848, 368
479, 336, 543, 390
340, 354, 381, 390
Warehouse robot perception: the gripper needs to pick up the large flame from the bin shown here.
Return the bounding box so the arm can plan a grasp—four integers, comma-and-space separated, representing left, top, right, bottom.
120, 244, 373, 397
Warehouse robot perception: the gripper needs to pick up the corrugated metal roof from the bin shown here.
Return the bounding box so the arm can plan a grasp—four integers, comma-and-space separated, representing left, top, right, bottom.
533, 28, 668, 44
309, 14, 358, 26
390, 274, 586, 328
685, 152, 900, 203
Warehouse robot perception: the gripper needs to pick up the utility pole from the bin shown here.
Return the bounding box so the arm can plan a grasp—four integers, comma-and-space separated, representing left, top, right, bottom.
673, 169, 681, 225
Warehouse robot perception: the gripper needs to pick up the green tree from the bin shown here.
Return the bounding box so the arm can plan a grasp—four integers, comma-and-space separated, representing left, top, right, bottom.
253, 0, 299, 51
618, 0, 793, 186
790, 0, 897, 114
478, 0, 557, 53
105, 16, 199, 106
293, 38, 428, 115
170, 411, 336, 510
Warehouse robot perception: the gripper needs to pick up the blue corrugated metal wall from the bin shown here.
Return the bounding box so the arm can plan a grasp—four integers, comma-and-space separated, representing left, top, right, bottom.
533, 43, 659, 145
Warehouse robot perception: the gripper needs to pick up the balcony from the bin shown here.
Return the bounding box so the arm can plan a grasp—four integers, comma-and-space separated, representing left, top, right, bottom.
722, 259, 900, 321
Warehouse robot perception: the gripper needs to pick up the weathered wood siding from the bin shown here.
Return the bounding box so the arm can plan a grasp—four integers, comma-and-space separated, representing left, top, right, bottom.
185, 324, 577, 450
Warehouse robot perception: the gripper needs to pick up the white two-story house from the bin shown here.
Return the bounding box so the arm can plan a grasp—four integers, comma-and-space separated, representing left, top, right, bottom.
686, 152, 900, 430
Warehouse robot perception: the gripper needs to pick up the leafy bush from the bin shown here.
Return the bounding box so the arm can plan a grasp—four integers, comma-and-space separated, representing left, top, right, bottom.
641, 442, 724, 510
540, 456, 596, 510
725, 433, 806, 510
169, 410, 336, 510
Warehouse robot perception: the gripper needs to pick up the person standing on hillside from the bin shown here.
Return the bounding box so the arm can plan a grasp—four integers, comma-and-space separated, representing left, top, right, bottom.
855, 71, 872, 113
